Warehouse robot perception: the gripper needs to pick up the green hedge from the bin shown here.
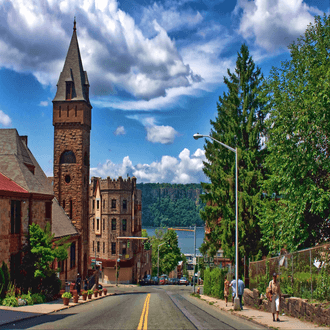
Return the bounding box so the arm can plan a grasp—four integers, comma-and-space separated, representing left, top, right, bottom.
203, 267, 227, 299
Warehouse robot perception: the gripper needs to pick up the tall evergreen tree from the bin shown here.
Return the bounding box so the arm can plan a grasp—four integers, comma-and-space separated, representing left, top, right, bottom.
200, 44, 267, 262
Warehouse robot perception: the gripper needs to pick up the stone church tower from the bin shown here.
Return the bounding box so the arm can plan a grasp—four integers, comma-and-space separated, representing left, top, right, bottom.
52, 20, 91, 277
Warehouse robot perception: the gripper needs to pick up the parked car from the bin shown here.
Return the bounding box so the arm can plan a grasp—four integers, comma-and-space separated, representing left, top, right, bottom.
160, 274, 169, 284
179, 277, 189, 286
172, 278, 179, 285
168, 278, 176, 285
140, 274, 152, 285
159, 276, 166, 285
151, 276, 159, 285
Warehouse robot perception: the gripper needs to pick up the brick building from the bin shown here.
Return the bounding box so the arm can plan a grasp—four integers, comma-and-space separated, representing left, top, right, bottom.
0, 129, 78, 283
52, 19, 91, 278
0, 21, 91, 285
89, 176, 151, 283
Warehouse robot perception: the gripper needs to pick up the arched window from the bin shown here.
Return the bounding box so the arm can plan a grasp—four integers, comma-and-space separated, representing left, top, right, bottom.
60, 150, 76, 164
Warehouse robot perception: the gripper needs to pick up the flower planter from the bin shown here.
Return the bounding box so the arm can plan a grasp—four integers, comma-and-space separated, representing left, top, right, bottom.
103, 289, 107, 295
82, 294, 87, 301
63, 297, 69, 306
73, 295, 79, 303
88, 294, 92, 299
94, 291, 98, 298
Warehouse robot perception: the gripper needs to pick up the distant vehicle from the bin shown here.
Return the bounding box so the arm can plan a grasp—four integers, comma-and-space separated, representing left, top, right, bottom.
172, 278, 179, 285
159, 276, 166, 285
179, 277, 189, 286
160, 274, 169, 284
152, 276, 159, 285
140, 274, 152, 285
168, 278, 176, 285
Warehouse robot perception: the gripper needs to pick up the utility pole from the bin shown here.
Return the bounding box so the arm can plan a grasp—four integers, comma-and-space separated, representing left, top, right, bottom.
194, 225, 196, 294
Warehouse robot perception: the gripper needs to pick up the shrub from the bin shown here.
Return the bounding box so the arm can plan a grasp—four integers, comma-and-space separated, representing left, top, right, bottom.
2, 296, 18, 307
0, 269, 4, 299
21, 291, 34, 306
87, 289, 93, 295
314, 268, 330, 302
31, 293, 45, 304
61, 292, 72, 299
203, 267, 226, 299
1, 262, 10, 296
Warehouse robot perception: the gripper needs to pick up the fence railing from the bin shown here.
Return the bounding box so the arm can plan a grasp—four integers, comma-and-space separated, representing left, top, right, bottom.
249, 243, 330, 301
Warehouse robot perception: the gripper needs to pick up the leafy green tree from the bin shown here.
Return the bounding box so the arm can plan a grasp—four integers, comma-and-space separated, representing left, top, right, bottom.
201, 44, 267, 262
159, 230, 181, 275
149, 229, 182, 275
259, 14, 330, 253
17, 223, 70, 296
29, 223, 70, 278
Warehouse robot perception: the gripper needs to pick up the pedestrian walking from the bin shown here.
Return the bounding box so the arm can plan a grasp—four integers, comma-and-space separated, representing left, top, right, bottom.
268, 272, 281, 322
224, 276, 230, 306
84, 277, 88, 291
229, 276, 236, 306
237, 276, 245, 310
76, 273, 82, 296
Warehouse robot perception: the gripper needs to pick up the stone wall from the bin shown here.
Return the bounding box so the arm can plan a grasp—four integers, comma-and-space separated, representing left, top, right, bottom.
243, 288, 330, 326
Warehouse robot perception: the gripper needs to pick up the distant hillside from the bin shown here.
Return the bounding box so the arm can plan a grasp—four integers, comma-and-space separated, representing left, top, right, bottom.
136, 183, 205, 227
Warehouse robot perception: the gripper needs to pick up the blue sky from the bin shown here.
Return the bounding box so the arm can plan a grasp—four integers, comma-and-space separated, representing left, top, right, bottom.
0, 0, 328, 183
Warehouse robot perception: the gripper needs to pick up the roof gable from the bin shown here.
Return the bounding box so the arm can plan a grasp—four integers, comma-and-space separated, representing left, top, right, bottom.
0, 172, 28, 194
0, 129, 53, 196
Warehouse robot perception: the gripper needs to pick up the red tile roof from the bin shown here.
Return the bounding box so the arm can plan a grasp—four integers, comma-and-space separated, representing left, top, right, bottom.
0, 172, 28, 193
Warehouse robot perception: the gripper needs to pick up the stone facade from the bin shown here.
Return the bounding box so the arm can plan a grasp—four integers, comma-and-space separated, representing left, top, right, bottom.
52, 23, 92, 278
0, 192, 53, 281
89, 176, 151, 283
243, 288, 330, 326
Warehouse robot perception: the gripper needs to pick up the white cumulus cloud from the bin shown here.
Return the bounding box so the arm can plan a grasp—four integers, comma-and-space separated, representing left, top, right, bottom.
127, 115, 179, 144
0, 0, 200, 101
0, 110, 12, 127
235, 0, 323, 52
39, 101, 49, 106
140, 2, 203, 36
146, 125, 178, 144
90, 148, 207, 183
114, 126, 126, 136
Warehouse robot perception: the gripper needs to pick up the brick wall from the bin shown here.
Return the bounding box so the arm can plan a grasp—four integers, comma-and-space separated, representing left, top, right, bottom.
244, 288, 330, 326
0, 196, 52, 275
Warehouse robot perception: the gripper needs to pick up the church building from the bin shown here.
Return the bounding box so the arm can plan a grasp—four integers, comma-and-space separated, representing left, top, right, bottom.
52, 19, 91, 279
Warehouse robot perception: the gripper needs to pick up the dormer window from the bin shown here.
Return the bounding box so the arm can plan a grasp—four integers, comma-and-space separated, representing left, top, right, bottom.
24, 163, 35, 175
66, 81, 74, 100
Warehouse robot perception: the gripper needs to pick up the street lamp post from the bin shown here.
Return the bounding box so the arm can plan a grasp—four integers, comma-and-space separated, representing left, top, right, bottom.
193, 133, 240, 311
157, 242, 166, 277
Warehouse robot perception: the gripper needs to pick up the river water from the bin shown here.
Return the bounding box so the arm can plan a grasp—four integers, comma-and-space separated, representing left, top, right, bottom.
144, 227, 205, 255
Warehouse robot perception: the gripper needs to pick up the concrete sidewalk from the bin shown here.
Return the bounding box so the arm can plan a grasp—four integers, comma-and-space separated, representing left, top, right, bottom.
197, 294, 329, 330
0, 291, 114, 327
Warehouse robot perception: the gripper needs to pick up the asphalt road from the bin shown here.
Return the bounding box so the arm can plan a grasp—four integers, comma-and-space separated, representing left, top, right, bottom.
1, 285, 266, 330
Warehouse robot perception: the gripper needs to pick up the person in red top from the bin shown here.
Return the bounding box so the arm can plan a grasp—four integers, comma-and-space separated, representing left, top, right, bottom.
224, 276, 230, 306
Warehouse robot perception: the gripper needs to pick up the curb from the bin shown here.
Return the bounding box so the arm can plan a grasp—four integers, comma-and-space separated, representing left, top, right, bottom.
0, 292, 116, 328
189, 295, 273, 330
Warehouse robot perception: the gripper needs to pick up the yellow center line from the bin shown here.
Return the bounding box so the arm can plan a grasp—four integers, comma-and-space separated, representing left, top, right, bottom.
137, 294, 150, 330
143, 294, 150, 330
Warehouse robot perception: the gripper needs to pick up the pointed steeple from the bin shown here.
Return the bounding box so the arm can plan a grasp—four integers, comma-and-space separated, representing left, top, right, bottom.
53, 19, 90, 105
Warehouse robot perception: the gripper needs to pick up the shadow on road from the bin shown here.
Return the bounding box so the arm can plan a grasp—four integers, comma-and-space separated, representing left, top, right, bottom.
0, 312, 75, 330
